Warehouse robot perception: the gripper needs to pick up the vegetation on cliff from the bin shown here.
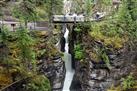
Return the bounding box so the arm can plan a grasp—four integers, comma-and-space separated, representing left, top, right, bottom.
73, 0, 137, 91
0, 0, 137, 91
0, 0, 63, 90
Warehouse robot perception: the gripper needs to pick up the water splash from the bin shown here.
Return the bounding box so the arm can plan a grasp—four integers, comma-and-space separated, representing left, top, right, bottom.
62, 1, 75, 90
62, 28, 75, 91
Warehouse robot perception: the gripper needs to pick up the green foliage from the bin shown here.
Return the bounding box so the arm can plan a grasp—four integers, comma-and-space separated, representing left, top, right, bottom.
117, 0, 137, 39
71, 0, 83, 13
122, 75, 135, 90
89, 21, 127, 49
35, 0, 63, 20
0, 26, 9, 43
12, 0, 37, 25
89, 0, 137, 49
84, 0, 93, 16
99, 48, 111, 69
26, 75, 51, 91
94, 46, 111, 68
0, 26, 10, 66
74, 27, 81, 33
74, 44, 84, 60
126, 0, 137, 20
0, 8, 3, 20
102, 0, 112, 5
16, 27, 36, 71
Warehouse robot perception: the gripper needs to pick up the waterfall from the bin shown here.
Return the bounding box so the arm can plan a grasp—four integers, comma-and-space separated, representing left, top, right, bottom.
63, 0, 72, 15
62, 0, 75, 90
62, 27, 75, 91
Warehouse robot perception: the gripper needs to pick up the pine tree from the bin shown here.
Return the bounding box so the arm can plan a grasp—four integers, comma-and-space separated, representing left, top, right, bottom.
17, 27, 36, 71
126, 0, 137, 21
13, 0, 37, 27
0, 26, 10, 72
0, 0, 10, 26
118, 0, 137, 39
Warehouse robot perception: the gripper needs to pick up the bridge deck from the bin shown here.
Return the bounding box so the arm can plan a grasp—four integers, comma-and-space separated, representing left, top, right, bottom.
52, 15, 85, 23
52, 13, 106, 23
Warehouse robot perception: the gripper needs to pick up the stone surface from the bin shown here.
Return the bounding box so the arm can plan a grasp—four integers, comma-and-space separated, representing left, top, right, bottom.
70, 34, 137, 91
40, 58, 65, 91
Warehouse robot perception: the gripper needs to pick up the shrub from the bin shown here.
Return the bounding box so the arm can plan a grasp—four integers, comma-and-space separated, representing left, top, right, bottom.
122, 75, 135, 90
97, 47, 111, 69
101, 51, 111, 69
89, 21, 127, 49
26, 75, 51, 91
16, 27, 36, 71
74, 27, 81, 33
74, 44, 84, 60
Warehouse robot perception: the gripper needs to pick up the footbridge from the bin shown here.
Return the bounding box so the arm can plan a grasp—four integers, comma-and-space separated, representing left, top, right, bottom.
52, 13, 106, 23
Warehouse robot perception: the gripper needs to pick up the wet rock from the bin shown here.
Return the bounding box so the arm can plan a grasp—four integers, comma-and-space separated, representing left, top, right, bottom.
108, 55, 117, 60
60, 36, 65, 52
52, 56, 61, 60
71, 34, 137, 91
40, 58, 65, 91
52, 79, 62, 89
90, 69, 109, 80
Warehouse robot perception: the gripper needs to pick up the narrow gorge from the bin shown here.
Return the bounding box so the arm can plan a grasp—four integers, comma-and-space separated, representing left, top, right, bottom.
0, 0, 137, 91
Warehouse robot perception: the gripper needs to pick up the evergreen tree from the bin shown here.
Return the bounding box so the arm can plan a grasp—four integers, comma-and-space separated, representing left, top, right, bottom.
0, 26, 10, 72
13, 0, 37, 27
0, 0, 9, 26
126, 0, 137, 21
17, 27, 36, 71
118, 0, 137, 39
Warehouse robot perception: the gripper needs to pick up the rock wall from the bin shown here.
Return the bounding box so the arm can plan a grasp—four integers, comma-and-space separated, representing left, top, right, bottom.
70, 31, 137, 91
0, 30, 66, 91
35, 31, 66, 91
39, 57, 65, 91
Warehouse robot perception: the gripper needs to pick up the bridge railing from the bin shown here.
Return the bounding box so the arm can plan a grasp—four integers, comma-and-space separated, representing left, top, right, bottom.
52, 15, 85, 23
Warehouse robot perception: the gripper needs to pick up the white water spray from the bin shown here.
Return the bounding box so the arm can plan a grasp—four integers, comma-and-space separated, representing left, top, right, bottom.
62, 27, 75, 91
62, 0, 75, 90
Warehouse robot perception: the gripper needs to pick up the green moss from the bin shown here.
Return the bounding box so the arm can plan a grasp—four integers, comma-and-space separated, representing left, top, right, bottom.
0, 30, 53, 90
0, 73, 12, 88
108, 75, 137, 91
89, 21, 128, 49
74, 44, 84, 60
122, 75, 135, 90
26, 75, 51, 91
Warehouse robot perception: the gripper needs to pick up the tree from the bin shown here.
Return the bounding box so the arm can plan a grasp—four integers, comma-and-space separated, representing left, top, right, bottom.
17, 27, 36, 71
45, 0, 63, 23
12, 0, 63, 27
13, 0, 37, 27
84, 0, 93, 16
0, 26, 10, 73
0, 0, 10, 26
126, 0, 137, 21
118, 0, 137, 39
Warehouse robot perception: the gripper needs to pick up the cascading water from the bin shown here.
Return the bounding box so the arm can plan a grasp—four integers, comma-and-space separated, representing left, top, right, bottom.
62, 27, 75, 91
61, 0, 75, 90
